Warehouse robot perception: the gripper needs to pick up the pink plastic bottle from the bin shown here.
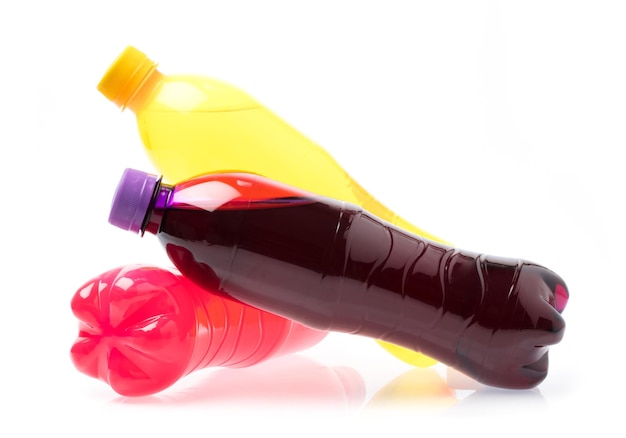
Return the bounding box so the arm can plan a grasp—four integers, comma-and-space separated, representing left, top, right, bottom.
70, 264, 328, 396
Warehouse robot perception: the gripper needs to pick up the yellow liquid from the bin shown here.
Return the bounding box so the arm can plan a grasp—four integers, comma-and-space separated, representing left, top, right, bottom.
101, 49, 448, 367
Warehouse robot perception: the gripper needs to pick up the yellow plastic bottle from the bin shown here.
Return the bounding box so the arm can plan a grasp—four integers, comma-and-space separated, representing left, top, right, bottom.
97, 45, 449, 367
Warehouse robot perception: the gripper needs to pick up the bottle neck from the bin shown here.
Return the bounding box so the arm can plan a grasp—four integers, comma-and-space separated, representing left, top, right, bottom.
143, 183, 173, 235
125, 69, 163, 112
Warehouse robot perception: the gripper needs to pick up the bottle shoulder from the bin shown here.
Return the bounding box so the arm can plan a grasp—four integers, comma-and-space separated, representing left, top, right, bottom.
136, 73, 262, 112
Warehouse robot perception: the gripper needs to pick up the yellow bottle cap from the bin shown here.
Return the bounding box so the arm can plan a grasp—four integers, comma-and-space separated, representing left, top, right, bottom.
97, 46, 157, 109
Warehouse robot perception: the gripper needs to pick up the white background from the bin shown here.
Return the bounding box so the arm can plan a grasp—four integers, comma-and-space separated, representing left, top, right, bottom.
1, 1, 624, 436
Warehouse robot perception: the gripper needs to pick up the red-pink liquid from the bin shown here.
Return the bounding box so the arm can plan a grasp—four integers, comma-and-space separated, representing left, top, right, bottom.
145, 173, 568, 389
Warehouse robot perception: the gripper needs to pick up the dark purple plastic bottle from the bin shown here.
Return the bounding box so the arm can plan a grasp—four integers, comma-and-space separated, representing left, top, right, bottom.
109, 168, 568, 390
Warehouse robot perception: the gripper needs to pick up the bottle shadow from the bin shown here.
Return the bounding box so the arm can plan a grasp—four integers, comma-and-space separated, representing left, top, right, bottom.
111, 354, 367, 411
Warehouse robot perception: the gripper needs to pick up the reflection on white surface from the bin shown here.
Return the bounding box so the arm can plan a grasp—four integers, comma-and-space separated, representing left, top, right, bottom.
105, 351, 548, 416
363, 367, 459, 413
448, 386, 547, 414
111, 354, 367, 410
364, 365, 546, 415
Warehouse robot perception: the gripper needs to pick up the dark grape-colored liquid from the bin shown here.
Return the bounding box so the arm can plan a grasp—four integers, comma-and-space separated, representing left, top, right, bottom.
157, 197, 567, 389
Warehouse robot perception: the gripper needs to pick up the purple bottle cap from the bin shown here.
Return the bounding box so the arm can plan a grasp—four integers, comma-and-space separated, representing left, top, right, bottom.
109, 168, 159, 233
